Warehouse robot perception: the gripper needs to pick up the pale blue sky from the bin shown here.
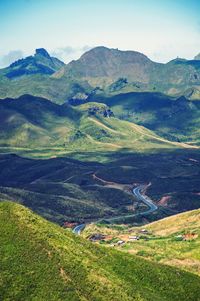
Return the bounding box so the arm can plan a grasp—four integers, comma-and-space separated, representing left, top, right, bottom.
0, 0, 200, 67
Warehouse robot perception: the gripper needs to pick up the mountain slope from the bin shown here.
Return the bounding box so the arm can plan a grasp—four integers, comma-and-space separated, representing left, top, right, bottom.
91, 92, 200, 145
62, 46, 158, 81
0, 46, 200, 102
0, 94, 80, 147
129, 209, 200, 275
1, 48, 64, 79
58, 47, 200, 98
0, 201, 200, 301
0, 94, 186, 152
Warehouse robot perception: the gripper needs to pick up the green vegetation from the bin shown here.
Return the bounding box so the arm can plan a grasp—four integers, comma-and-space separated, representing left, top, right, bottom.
0, 153, 142, 224
91, 92, 200, 145
0, 94, 187, 153
0, 46, 200, 300
84, 209, 200, 276
1, 201, 200, 301
0, 47, 200, 103
3, 48, 64, 79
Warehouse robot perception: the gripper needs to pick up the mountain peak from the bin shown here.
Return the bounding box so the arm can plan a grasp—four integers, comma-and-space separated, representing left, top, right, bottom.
80, 46, 150, 60
6, 48, 64, 79
35, 48, 51, 58
65, 46, 153, 80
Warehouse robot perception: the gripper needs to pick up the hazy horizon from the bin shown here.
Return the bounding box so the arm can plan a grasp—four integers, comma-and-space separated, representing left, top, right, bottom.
1, 0, 200, 67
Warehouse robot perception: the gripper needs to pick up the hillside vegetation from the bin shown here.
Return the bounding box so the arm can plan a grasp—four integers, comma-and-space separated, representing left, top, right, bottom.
0, 146, 200, 224
1, 201, 200, 301
84, 209, 200, 276
0, 47, 200, 102
91, 92, 200, 145
0, 94, 187, 154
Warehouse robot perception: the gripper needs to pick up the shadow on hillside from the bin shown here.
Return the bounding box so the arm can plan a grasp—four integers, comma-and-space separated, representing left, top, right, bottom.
0, 147, 200, 223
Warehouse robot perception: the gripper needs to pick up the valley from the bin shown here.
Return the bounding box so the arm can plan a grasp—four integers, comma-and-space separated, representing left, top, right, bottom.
84, 209, 200, 276
0, 44, 200, 300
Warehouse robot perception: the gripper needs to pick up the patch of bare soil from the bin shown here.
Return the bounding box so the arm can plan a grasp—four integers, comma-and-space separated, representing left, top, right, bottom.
158, 195, 171, 206
92, 172, 134, 193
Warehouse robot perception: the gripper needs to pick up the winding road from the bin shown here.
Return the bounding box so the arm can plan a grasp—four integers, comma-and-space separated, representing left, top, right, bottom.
73, 185, 158, 234
133, 185, 158, 215
73, 224, 85, 235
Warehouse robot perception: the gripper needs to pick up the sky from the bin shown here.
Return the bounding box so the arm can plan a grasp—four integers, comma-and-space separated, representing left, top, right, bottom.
0, 0, 200, 67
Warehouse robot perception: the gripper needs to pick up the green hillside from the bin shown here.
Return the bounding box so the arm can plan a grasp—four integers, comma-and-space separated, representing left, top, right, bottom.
91, 92, 200, 145
0, 94, 187, 154
84, 209, 200, 276
0, 47, 200, 103
0, 201, 200, 301
0, 93, 199, 224
0, 48, 64, 79
0, 94, 79, 148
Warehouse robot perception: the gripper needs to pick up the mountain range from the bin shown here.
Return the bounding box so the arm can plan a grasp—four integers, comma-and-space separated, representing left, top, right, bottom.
0, 46, 200, 102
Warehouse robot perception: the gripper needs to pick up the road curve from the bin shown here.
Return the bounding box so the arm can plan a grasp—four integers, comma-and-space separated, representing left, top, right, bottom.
133, 185, 158, 215
73, 185, 158, 234
73, 224, 85, 235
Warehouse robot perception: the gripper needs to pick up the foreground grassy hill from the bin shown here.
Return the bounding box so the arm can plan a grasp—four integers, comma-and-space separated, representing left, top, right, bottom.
0, 201, 200, 301
84, 209, 200, 276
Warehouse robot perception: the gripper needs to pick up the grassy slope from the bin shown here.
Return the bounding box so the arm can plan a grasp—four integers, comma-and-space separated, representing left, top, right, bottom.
91, 92, 200, 145
1, 95, 192, 159
84, 209, 200, 276
0, 72, 92, 104
0, 201, 200, 301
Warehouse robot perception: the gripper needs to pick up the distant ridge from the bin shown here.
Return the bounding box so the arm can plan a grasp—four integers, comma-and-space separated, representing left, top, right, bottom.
4, 48, 65, 79
0, 46, 200, 101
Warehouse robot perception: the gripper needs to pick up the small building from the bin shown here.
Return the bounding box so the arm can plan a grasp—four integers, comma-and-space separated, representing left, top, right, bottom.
140, 229, 149, 234
116, 240, 125, 246
89, 234, 106, 242
128, 235, 140, 241
175, 235, 183, 240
